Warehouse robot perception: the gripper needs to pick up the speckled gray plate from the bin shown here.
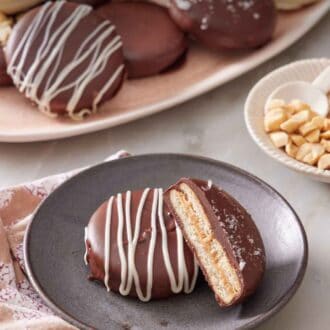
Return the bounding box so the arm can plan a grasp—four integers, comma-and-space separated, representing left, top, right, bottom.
24, 154, 308, 330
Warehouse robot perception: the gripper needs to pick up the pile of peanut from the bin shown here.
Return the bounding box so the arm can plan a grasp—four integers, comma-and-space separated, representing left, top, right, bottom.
264, 99, 330, 170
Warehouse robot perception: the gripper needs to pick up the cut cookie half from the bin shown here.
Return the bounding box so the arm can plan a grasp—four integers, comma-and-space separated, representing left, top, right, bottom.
164, 178, 265, 307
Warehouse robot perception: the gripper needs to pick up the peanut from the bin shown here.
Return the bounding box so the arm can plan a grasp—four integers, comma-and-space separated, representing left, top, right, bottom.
269, 132, 289, 148
264, 108, 287, 132
305, 129, 320, 143
285, 141, 298, 158
318, 154, 330, 170
296, 143, 325, 165
280, 110, 310, 133
291, 134, 306, 147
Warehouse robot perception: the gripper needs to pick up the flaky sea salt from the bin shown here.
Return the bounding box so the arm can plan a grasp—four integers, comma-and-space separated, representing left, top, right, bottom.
175, 0, 192, 10
239, 261, 246, 271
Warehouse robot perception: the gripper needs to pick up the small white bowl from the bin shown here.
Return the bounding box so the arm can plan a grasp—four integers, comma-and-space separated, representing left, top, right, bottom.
244, 58, 330, 183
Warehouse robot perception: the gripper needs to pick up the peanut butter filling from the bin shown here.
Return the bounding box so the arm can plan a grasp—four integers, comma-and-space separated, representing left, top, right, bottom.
169, 183, 241, 304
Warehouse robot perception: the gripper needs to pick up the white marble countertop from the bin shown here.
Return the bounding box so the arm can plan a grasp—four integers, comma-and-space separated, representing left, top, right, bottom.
0, 12, 329, 330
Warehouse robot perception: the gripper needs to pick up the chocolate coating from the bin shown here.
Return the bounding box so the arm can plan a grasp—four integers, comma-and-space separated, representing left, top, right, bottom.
96, 2, 187, 78
85, 188, 198, 300
164, 178, 266, 307
6, 1, 125, 117
0, 48, 12, 86
169, 0, 277, 50
70, 0, 108, 7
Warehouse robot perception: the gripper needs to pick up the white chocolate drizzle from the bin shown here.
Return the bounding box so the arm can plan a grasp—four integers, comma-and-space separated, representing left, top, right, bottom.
83, 227, 88, 265
7, 1, 124, 119
85, 188, 199, 302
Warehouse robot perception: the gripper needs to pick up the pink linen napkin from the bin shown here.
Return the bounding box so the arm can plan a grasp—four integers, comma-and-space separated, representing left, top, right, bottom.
0, 150, 129, 330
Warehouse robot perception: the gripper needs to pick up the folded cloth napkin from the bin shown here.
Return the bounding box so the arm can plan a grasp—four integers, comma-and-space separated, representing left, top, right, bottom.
0, 150, 129, 330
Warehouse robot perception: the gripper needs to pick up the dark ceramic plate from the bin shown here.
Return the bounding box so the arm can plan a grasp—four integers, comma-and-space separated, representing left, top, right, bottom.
24, 154, 308, 330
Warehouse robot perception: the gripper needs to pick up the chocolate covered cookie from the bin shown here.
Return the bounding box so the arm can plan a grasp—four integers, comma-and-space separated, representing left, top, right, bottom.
169, 0, 277, 50
85, 188, 199, 301
97, 2, 187, 78
164, 178, 265, 307
6, 1, 125, 118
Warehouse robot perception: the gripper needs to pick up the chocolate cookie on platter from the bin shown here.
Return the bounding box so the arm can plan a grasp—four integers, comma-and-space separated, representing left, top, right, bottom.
96, 2, 187, 78
0, 48, 12, 86
5, 1, 125, 118
84, 188, 199, 301
164, 178, 266, 307
169, 0, 277, 50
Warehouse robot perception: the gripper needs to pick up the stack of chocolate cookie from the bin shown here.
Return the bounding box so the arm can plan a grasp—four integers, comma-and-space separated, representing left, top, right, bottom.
0, 0, 278, 119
